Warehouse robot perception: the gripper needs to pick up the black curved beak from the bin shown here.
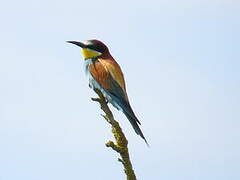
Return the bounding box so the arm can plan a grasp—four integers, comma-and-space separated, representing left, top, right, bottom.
66, 41, 86, 48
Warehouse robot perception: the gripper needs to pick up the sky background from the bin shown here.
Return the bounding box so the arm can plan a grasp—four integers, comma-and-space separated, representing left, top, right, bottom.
0, 0, 240, 179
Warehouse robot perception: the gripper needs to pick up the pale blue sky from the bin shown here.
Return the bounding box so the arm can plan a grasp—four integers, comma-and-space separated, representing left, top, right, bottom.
0, 0, 239, 179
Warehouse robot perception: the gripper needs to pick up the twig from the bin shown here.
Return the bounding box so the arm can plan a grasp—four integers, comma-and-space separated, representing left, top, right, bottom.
91, 89, 137, 180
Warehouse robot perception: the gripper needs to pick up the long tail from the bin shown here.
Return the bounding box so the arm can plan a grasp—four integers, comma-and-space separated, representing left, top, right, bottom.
122, 105, 149, 146
102, 84, 149, 145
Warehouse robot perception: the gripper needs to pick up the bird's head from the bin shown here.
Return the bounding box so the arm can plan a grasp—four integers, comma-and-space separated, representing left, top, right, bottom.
67, 39, 110, 59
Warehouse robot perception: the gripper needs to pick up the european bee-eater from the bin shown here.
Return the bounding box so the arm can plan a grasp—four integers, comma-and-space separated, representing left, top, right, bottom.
67, 40, 147, 144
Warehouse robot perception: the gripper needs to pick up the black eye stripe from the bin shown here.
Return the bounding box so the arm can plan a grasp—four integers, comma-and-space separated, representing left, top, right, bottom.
88, 45, 102, 52
86, 43, 108, 53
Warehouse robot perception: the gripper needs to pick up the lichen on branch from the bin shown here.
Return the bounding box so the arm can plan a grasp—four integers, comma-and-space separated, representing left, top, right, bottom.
91, 89, 137, 180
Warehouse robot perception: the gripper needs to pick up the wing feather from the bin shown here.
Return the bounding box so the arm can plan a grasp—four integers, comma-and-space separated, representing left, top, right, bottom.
89, 60, 110, 89
89, 58, 128, 101
98, 58, 126, 92
88, 58, 147, 143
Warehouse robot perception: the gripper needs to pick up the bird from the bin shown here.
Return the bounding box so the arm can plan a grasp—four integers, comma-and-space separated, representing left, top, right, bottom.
67, 39, 148, 145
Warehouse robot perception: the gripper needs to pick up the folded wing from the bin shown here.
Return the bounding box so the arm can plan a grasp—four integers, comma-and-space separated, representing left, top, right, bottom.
88, 58, 148, 143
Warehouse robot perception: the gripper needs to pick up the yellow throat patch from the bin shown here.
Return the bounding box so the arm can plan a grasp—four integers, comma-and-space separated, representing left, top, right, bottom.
81, 48, 102, 59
